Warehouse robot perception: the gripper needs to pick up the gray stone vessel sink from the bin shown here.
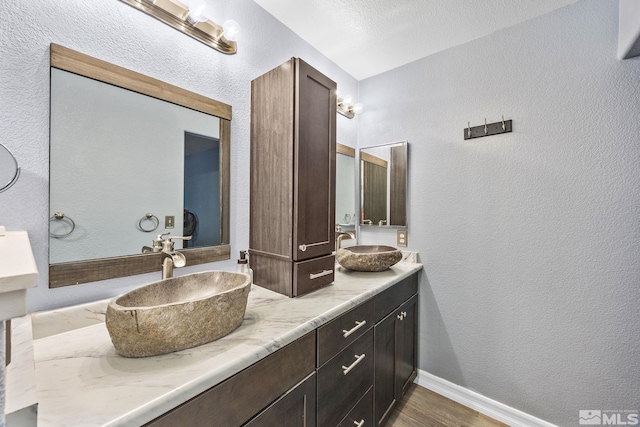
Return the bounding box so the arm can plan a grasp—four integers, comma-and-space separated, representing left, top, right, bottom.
336, 245, 403, 272
106, 271, 251, 358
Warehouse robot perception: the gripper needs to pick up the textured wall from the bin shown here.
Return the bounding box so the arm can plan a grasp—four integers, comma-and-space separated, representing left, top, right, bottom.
359, 0, 640, 425
0, 0, 358, 310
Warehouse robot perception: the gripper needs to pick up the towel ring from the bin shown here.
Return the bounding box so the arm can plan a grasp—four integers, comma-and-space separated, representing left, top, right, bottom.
0, 144, 20, 194
138, 212, 159, 232
49, 212, 76, 238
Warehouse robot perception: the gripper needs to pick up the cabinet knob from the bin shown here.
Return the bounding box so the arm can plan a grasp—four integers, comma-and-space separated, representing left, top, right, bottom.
397, 314, 403, 320
402, 311, 407, 317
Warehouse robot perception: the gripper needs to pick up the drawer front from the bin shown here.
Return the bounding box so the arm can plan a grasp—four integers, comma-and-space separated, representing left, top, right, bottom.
374, 273, 418, 323
317, 328, 374, 427
317, 297, 375, 366
145, 332, 316, 427
338, 386, 373, 427
293, 254, 335, 296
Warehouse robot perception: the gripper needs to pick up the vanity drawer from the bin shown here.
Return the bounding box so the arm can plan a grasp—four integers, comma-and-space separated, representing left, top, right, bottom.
317, 297, 375, 366
293, 254, 335, 296
374, 273, 418, 323
317, 328, 374, 427
338, 386, 373, 427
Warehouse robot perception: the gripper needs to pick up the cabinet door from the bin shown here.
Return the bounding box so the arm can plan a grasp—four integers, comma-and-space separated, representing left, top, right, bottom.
244, 373, 317, 427
374, 311, 396, 427
293, 58, 336, 261
374, 293, 419, 427
395, 295, 418, 400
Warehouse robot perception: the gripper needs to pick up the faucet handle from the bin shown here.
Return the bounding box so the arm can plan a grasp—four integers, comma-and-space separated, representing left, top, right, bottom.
166, 235, 193, 242
161, 235, 193, 252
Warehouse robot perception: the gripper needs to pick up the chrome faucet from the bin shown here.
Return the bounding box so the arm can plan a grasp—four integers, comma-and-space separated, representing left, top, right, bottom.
160, 234, 192, 279
142, 233, 170, 254
336, 230, 356, 252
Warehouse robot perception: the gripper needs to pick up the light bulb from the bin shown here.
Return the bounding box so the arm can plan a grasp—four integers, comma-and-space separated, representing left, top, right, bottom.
342, 95, 353, 106
352, 103, 363, 114
184, 0, 208, 24
223, 20, 241, 42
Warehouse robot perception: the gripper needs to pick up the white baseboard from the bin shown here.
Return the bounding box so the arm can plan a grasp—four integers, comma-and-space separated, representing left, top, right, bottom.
415, 370, 557, 427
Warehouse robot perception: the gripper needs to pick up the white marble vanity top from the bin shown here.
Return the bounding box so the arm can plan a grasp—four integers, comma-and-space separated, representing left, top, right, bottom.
31, 263, 422, 427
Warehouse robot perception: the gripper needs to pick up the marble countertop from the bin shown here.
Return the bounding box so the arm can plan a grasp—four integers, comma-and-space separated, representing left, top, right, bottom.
32, 263, 422, 427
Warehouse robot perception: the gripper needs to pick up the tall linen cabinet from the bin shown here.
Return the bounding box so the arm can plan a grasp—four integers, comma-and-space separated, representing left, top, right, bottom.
249, 58, 337, 297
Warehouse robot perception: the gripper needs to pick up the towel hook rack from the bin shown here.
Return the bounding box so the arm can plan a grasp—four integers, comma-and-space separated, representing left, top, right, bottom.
464, 116, 512, 140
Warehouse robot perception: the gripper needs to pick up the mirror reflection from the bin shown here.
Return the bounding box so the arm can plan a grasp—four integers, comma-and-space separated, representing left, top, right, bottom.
48, 44, 230, 288
0, 144, 19, 193
50, 69, 221, 263
360, 141, 408, 227
336, 144, 356, 231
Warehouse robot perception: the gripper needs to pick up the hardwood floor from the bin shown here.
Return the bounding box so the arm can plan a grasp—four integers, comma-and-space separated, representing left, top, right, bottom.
386, 384, 509, 427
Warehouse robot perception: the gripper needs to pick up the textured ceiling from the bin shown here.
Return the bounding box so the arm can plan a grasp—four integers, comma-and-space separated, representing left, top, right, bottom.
252, 0, 581, 80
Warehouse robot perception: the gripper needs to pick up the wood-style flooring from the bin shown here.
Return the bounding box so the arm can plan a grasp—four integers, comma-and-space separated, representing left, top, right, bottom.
386, 384, 509, 427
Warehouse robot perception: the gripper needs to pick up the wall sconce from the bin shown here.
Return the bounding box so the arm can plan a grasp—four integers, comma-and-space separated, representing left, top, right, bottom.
337, 94, 363, 119
120, 0, 240, 54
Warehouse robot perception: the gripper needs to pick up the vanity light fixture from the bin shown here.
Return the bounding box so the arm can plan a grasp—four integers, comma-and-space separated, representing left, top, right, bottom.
336, 93, 363, 119
119, 0, 239, 54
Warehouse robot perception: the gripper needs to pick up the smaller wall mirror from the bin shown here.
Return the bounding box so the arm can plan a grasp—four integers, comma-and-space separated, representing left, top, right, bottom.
336, 144, 356, 231
0, 144, 20, 193
360, 141, 408, 227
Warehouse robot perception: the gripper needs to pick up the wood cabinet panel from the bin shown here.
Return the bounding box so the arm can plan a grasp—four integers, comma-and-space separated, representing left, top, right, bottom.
374, 308, 397, 427
293, 254, 335, 297
396, 295, 418, 400
338, 386, 374, 427
374, 275, 418, 324
317, 297, 375, 367
374, 288, 419, 427
249, 59, 295, 258
293, 59, 336, 261
317, 328, 374, 427
145, 332, 316, 427
244, 373, 317, 427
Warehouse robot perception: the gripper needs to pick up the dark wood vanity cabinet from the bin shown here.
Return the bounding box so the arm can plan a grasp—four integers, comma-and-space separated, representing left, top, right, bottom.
249, 57, 337, 298
145, 272, 419, 427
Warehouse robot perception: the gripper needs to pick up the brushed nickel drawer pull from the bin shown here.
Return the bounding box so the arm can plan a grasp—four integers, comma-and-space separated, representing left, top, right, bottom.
310, 269, 333, 280
354, 420, 365, 427
342, 353, 366, 375
402, 311, 407, 317
397, 314, 403, 320
299, 241, 327, 252
342, 320, 367, 338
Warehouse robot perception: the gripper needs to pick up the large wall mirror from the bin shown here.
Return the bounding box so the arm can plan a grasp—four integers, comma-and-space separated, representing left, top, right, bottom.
360, 141, 408, 227
48, 44, 231, 288
336, 144, 356, 230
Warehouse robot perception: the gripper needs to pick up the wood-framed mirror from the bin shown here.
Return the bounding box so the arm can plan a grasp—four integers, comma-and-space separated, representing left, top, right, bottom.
48, 44, 231, 287
360, 141, 408, 227
336, 143, 356, 231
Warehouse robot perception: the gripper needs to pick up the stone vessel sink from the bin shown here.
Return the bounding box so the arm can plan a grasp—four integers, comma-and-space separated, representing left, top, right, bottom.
106, 271, 251, 358
336, 245, 403, 272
